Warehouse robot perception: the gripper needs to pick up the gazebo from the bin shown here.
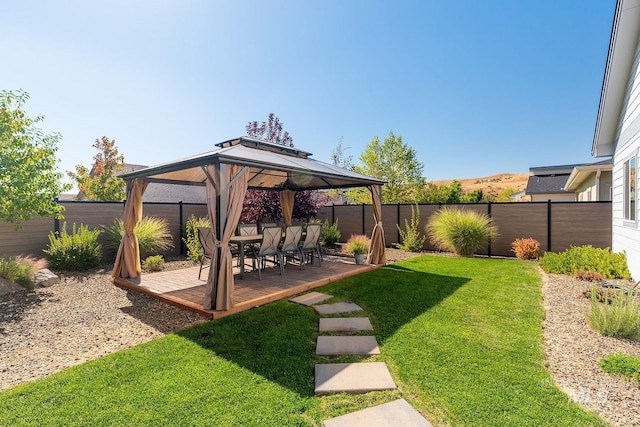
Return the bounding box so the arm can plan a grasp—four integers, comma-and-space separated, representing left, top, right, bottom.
111, 137, 386, 312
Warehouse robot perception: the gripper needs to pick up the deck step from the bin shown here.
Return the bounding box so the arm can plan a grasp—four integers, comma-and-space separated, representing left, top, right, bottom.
315, 362, 396, 395
319, 317, 373, 332
322, 398, 432, 427
314, 302, 362, 315
316, 336, 380, 356
290, 292, 333, 306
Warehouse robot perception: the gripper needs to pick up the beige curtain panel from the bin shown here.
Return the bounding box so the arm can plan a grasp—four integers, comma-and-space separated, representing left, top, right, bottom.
203, 166, 219, 310
367, 184, 386, 265
279, 189, 295, 226
112, 179, 149, 279
203, 164, 248, 311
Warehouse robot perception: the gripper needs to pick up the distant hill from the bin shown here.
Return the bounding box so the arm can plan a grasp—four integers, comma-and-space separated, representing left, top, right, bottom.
430, 173, 529, 200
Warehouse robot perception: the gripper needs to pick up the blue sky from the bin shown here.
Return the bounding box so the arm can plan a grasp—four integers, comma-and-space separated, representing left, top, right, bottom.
1, 0, 615, 185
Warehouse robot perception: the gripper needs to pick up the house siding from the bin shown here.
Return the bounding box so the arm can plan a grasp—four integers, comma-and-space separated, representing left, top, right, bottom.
613, 42, 640, 280
577, 176, 597, 201
530, 193, 576, 202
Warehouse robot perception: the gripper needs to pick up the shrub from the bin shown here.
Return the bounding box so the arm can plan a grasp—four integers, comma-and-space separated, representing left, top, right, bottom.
183, 215, 211, 262
582, 286, 618, 304
395, 204, 426, 252
511, 237, 541, 260
599, 353, 640, 383
587, 287, 640, 339
322, 219, 341, 246
426, 207, 498, 256
540, 246, 630, 279
142, 255, 165, 272
103, 216, 173, 259
43, 223, 102, 271
0, 256, 47, 290
344, 235, 371, 255
576, 270, 605, 282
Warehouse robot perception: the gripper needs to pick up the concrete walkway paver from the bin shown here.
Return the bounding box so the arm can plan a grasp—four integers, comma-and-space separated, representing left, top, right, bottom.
314, 302, 362, 315
315, 362, 396, 394
316, 336, 380, 356
290, 292, 333, 306
322, 398, 432, 427
319, 317, 373, 332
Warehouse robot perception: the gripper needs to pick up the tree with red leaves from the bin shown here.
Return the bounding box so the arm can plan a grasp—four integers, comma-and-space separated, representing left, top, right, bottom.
240, 114, 326, 223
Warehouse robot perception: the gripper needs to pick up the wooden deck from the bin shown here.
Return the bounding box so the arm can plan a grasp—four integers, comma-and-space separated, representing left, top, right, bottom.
114, 258, 379, 319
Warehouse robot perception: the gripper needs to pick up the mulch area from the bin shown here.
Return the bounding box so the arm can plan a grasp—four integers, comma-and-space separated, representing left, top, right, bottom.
1, 251, 639, 426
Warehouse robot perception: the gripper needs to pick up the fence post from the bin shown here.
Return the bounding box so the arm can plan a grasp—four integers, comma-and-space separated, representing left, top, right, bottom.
54, 198, 60, 237
362, 203, 366, 235
178, 200, 184, 255
332, 204, 335, 225
487, 201, 492, 257
397, 203, 401, 244
547, 199, 552, 252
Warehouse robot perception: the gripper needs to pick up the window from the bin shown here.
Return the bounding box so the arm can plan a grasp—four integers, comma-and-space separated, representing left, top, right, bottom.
624, 156, 637, 221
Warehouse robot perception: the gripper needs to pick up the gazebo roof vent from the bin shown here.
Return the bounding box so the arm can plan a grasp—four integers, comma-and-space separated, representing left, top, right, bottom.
215, 137, 312, 159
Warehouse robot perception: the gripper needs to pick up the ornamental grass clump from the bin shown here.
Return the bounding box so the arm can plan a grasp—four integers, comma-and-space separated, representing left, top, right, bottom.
0, 256, 47, 290
426, 207, 498, 256
104, 216, 173, 259
44, 223, 102, 271
588, 286, 640, 339
344, 235, 371, 255
142, 255, 165, 272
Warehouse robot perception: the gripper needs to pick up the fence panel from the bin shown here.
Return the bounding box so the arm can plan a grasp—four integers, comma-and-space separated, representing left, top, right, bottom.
0, 217, 53, 258
491, 203, 549, 256
550, 202, 612, 252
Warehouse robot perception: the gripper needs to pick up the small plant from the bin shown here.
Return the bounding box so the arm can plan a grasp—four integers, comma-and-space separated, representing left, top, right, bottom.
103, 216, 173, 258
43, 223, 102, 271
582, 286, 618, 304
142, 255, 165, 272
395, 204, 426, 252
183, 215, 211, 262
344, 235, 371, 255
322, 219, 341, 246
599, 353, 640, 384
540, 246, 630, 279
511, 237, 541, 260
576, 270, 605, 282
0, 256, 47, 290
587, 286, 640, 339
426, 207, 498, 256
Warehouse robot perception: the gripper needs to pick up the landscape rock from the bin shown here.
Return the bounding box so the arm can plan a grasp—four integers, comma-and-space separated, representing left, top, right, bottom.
34, 269, 60, 287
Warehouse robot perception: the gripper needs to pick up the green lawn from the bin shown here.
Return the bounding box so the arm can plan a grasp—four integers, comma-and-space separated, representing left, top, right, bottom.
0, 255, 606, 426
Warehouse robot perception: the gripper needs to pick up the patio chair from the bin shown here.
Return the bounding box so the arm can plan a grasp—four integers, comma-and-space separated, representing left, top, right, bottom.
259, 222, 278, 233
198, 227, 241, 279
252, 226, 284, 280
197, 227, 214, 280
300, 223, 323, 266
237, 223, 258, 236
280, 225, 304, 270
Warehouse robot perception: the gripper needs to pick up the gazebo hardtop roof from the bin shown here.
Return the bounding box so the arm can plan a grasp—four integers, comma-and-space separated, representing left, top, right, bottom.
119, 137, 385, 190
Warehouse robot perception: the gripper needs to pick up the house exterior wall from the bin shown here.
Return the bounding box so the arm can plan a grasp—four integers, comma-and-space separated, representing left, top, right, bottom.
575, 171, 613, 202
612, 40, 640, 280
530, 193, 576, 202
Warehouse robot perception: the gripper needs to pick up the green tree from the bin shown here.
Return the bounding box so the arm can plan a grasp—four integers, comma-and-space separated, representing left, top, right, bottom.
0, 89, 70, 228
348, 131, 425, 204
418, 180, 463, 203
68, 136, 126, 201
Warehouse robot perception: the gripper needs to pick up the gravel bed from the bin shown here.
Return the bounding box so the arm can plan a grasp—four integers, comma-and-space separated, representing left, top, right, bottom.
542, 272, 640, 427
1, 253, 639, 427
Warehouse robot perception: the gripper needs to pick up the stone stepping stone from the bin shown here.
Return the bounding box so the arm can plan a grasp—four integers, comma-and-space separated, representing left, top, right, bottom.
314, 302, 362, 315
290, 292, 333, 306
322, 398, 432, 427
315, 362, 396, 395
316, 336, 380, 356
319, 317, 373, 332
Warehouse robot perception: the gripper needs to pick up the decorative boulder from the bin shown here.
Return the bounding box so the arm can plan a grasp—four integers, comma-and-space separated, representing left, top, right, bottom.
34, 269, 60, 288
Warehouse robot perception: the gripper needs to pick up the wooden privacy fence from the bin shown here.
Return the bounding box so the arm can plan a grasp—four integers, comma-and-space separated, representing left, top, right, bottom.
315, 201, 612, 257
0, 200, 611, 260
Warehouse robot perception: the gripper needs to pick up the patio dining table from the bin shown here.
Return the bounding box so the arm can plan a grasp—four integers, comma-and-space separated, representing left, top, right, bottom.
229, 234, 262, 279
